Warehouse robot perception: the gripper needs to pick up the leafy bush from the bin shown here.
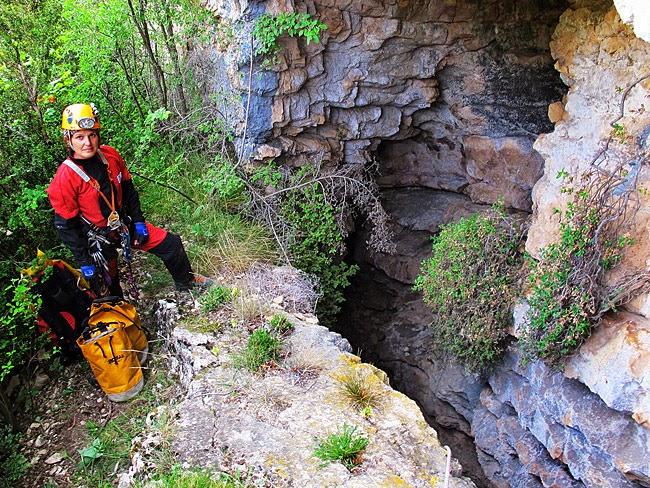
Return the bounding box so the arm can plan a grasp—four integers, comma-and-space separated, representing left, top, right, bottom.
282, 184, 358, 325
0, 424, 28, 485
313, 424, 368, 471
522, 167, 640, 364
234, 329, 281, 372
0, 277, 42, 383
206, 159, 248, 211
200, 286, 232, 313
414, 206, 525, 372
253, 12, 327, 57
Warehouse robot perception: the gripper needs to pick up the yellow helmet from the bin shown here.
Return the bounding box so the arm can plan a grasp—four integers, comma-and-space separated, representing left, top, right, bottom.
61, 103, 100, 130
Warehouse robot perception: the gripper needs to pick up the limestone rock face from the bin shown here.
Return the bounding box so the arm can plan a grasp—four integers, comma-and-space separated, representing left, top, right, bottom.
205, 0, 565, 212
479, 348, 650, 488
526, 3, 650, 315
565, 311, 650, 428
159, 290, 476, 488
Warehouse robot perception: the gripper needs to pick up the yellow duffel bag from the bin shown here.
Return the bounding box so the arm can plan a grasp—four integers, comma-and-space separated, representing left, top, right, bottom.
88, 297, 148, 365
77, 297, 148, 402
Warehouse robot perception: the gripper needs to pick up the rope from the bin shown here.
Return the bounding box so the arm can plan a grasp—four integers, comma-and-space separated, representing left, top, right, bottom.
119, 225, 140, 303
130, 170, 196, 205
443, 445, 452, 488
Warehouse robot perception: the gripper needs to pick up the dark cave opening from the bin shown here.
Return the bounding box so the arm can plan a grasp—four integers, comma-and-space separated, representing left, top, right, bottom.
331, 0, 570, 486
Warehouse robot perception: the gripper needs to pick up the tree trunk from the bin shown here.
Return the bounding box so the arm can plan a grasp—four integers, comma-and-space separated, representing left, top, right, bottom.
161, 0, 188, 116
126, 0, 168, 109
12, 45, 49, 145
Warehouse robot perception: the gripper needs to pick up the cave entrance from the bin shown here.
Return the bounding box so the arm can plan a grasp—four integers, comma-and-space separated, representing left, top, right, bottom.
332, 0, 570, 486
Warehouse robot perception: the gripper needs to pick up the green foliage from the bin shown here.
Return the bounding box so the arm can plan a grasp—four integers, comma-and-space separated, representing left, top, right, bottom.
611, 122, 627, 143
233, 328, 281, 372
208, 160, 248, 211
78, 437, 104, 467
253, 12, 327, 57
313, 424, 369, 471
414, 206, 524, 372
0, 424, 28, 485
0, 277, 42, 383
522, 169, 634, 364
200, 286, 232, 313
145, 465, 252, 488
268, 314, 293, 335
282, 184, 358, 325
251, 161, 282, 188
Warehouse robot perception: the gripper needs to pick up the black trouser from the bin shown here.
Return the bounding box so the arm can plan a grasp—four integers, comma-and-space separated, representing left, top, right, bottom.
103, 232, 193, 296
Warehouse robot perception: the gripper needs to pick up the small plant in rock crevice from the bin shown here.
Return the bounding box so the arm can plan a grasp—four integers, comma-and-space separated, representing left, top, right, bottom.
252, 12, 327, 58
268, 314, 293, 335
522, 164, 649, 364
332, 366, 386, 413
233, 328, 281, 372
313, 423, 369, 471
200, 285, 233, 313
414, 204, 526, 372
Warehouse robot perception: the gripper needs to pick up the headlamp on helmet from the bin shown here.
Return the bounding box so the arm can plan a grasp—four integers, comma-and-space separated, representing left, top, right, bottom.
61, 103, 101, 131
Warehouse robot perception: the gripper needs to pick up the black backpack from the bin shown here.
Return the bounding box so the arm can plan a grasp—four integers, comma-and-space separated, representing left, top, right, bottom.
29, 259, 94, 361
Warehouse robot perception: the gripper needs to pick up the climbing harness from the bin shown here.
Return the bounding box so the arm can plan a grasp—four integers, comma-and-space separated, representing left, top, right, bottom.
64, 155, 140, 301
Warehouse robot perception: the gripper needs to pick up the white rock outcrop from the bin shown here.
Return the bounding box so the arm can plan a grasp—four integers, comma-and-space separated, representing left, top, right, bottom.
565, 311, 650, 428
527, 3, 650, 317
614, 0, 650, 43
157, 287, 475, 487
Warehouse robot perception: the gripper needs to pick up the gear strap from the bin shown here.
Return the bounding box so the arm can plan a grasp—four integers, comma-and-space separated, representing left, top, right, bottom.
63, 150, 117, 215
64, 153, 139, 302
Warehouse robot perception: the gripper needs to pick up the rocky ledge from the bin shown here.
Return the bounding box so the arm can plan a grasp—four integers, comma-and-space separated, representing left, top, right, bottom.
154, 270, 475, 488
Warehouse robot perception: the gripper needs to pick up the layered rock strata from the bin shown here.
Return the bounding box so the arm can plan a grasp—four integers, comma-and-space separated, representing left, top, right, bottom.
201, 0, 650, 486
340, 2, 650, 487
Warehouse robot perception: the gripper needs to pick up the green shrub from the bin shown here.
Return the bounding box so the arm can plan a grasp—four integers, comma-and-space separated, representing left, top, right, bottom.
282, 184, 358, 325
414, 206, 525, 372
253, 12, 327, 57
0, 277, 43, 383
200, 286, 232, 313
268, 314, 293, 335
234, 329, 281, 372
206, 160, 248, 211
522, 167, 638, 364
313, 423, 368, 471
0, 424, 28, 485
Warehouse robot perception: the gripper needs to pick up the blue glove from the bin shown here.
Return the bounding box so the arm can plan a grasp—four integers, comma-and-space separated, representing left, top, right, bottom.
133, 222, 149, 246
81, 265, 96, 278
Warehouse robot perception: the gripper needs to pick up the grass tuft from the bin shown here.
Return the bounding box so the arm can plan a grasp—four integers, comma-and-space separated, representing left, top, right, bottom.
313, 424, 369, 471
142, 464, 254, 487
232, 288, 265, 324
233, 329, 281, 372
332, 366, 386, 413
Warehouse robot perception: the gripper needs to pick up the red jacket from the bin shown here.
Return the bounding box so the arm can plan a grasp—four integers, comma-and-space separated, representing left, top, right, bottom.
48, 145, 165, 266
48, 145, 132, 227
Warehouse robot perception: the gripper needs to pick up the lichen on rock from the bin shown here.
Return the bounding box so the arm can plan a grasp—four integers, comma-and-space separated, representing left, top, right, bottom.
159, 267, 475, 487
